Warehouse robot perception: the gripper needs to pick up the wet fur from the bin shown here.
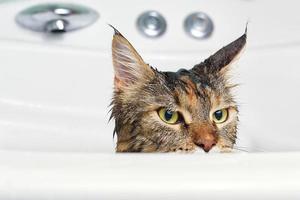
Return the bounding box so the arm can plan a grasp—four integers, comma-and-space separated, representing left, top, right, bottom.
110, 26, 246, 153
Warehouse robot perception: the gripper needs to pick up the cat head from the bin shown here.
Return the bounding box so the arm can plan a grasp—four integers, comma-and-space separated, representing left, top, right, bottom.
110, 26, 246, 153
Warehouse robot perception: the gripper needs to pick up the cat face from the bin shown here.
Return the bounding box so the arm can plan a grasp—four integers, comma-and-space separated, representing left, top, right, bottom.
110, 27, 246, 153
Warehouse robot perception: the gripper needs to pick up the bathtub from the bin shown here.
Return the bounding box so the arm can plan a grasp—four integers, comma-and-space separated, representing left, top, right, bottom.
0, 0, 300, 199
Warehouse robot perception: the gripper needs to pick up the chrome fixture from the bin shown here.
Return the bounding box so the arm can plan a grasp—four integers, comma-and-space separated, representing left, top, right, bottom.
184, 12, 214, 39
137, 11, 167, 38
15, 3, 99, 33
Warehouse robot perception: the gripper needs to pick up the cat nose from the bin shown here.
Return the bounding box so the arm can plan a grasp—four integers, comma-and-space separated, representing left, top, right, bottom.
196, 139, 216, 153
190, 123, 217, 152
193, 134, 217, 152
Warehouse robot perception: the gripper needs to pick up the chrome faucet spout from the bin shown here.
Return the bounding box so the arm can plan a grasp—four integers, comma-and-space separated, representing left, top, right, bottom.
16, 3, 99, 34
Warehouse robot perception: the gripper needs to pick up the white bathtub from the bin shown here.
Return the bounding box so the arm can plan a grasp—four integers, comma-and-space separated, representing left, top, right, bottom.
0, 0, 300, 199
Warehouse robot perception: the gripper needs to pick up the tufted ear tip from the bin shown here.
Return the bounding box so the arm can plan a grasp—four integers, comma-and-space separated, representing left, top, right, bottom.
108, 24, 124, 37
244, 21, 249, 36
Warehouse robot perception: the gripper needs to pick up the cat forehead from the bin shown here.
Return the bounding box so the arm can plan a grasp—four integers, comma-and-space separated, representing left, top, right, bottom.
162, 68, 213, 93
158, 68, 232, 109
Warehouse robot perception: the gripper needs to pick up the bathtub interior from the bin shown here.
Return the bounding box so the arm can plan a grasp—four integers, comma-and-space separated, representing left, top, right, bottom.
0, 0, 300, 153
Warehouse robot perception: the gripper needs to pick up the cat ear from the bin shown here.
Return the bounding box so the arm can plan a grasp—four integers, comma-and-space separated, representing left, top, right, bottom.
111, 26, 154, 91
192, 28, 247, 75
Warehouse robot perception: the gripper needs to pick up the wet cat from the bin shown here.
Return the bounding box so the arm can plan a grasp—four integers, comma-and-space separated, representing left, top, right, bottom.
110, 26, 246, 153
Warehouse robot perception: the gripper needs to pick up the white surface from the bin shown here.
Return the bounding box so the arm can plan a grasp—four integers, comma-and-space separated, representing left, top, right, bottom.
0, 0, 300, 199
1, 151, 300, 200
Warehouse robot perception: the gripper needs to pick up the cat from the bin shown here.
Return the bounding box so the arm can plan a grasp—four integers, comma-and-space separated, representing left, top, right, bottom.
110, 26, 246, 153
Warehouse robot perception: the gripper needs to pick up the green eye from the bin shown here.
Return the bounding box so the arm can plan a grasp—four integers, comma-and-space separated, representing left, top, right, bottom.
212, 108, 228, 124
158, 108, 179, 124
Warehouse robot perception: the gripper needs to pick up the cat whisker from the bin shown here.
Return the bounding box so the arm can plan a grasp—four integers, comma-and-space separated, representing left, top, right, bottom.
221, 145, 250, 153
234, 145, 266, 153
231, 146, 250, 153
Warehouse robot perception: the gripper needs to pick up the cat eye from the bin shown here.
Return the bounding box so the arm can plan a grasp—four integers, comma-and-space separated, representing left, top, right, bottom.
212, 108, 228, 124
158, 108, 180, 124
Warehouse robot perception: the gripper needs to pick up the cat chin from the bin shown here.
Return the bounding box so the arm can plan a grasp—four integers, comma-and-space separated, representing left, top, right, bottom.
192, 146, 222, 154
191, 146, 244, 154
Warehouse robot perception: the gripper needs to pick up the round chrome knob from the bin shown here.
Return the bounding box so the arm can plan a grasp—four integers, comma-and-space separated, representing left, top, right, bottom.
184, 12, 214, 39
15, 3, 99, 33
136, 11, 167, 38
